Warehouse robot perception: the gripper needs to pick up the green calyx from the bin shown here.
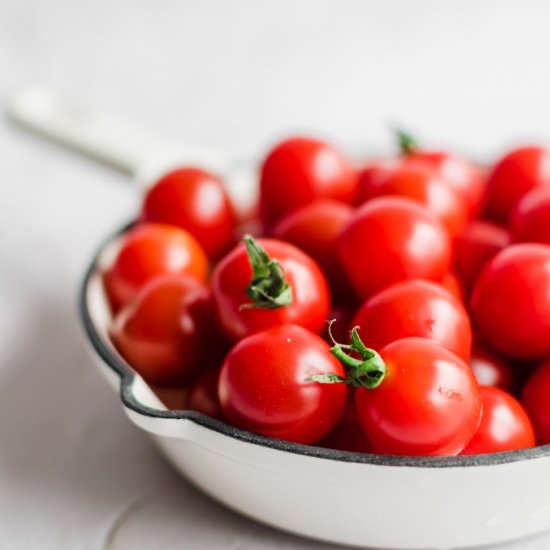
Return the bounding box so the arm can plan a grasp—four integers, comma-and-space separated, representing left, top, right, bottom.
307, 321, 387, 390
242, 235, 293, 310
396, 128, 419, 156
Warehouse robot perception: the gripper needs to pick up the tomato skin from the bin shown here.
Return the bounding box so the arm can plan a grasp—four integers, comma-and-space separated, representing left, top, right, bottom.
471, 244, 550, 360
469, 342, 517, 393
453, 221, 510, 294
482, 146, 550, 224
351, 279, 472, 361
271, 199, 353, 297
510, 187, 550, 245
522, 359, 550, 444
259, 137, 357, 226
109, 274, 223, 386
211, 238, 330, 341
103, 223, 209, 311
218, 325, 347, 444
403, 150, 485, 217
337, 196, 451, 300
141, 168, 236, 259
357, 163, 469, 237
354, 337, 482, 456
186, 367, 224, 420
461, 386, 535, 455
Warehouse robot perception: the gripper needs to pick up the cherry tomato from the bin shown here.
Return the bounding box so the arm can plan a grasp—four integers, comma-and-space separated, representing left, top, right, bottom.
349, 336, 482, 456
356, 163, 469, 236
318, 388, 372, 453
397, 132, 485, 216
103, 223, 209, 311
471, 244, 550, 360
271, 199, 353, 297
461, 386, 535, 455
521, 359, 550, 444
259, 137, 357, 226
337, 196, 451, 300
510, 187, 550, 245
469, 341, 517, 393
482, 146, 550, 224
109, 274, 224, 385
218, 324, 347, 444
186, 367, 224, 420
141, 167, 236, 259
356, 161, 397, 205
453, 221, 510, 294
212, 236, 330, 341
351, 279, 472, 361
439, 272, 465, 303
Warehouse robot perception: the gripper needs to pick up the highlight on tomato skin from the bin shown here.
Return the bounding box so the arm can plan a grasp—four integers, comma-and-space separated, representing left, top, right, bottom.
510, 187, 550, 245
217, 324, 347, 445
460, 386, 535, 455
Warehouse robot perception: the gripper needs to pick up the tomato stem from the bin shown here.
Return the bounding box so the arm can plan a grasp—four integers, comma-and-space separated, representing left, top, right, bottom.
396, 128, 418, 156
308, 321, 386, 390
242, 235, 293, 310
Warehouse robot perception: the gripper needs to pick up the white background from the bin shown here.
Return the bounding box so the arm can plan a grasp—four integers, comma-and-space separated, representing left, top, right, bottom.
3, 1, 550, 548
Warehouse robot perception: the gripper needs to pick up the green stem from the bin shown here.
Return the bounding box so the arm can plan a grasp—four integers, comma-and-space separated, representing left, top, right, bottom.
396, 128, 418, 156
241, 235, 293, 310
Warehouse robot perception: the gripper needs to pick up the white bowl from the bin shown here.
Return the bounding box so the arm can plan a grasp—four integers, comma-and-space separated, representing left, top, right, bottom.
80, 228, 550, 550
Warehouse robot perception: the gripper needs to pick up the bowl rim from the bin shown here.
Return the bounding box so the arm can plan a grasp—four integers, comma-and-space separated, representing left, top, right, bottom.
79, 224, 550, 468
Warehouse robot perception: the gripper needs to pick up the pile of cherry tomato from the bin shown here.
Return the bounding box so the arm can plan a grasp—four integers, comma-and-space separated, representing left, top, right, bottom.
102, 132, 550, 457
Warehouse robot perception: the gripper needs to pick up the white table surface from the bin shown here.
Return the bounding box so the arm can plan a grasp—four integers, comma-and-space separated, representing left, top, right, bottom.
3, 1, 550, 548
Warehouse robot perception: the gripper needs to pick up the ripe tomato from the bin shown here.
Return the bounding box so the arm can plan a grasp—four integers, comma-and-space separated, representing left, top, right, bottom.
109, 274, 225, 386
356, 161, 397, 205
259, 137, 357, 226
510, 187, 550, 245
439, 272, 465, 303
141, 167, 236, 259
461, 386, 535, 455
337, 196, 451, 300
103, 223, 209, 311
186, 367, 224, 420
469, 341, 517, 393
471, 244, 550, 360
346, 336, 482, 456
482, 146, 550, 223
211, 236, 330, 341
522, 359, 550, 445
351, 279, 472, 361
357, 163, 469, 237
270, 199, 353, 297
453, 221, 510, 294
397, 131, 484, 216
218, 324, 347, 444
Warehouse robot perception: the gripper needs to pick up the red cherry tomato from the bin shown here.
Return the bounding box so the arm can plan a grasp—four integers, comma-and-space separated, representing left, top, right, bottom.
439, 272, 465, 303
482, 146, 550, 224
109, 274, 224, 386
471, 244, 550, 360
141, 167, 236, 259
401, 150, 484, 217
218, 325, 347, 444
259, 137, 357, 226
522, 359, 550, 445
271, 199, 353, 297
351, 279, 472, 361
356, 161, 397, 205
461, 386, 535, 455
103, 223, 209, 311
469, 341, 517, 393
337, 196, 451, 300
352, 337, 482, 456
212, 236, 330, 341
357, 163, 469, 237
186, 367, 224, 420
453, 221, 510, 294
510, 187, 550, 245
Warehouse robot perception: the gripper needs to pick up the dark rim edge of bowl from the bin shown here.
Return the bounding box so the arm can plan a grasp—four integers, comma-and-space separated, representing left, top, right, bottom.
78, 225, 550, 468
